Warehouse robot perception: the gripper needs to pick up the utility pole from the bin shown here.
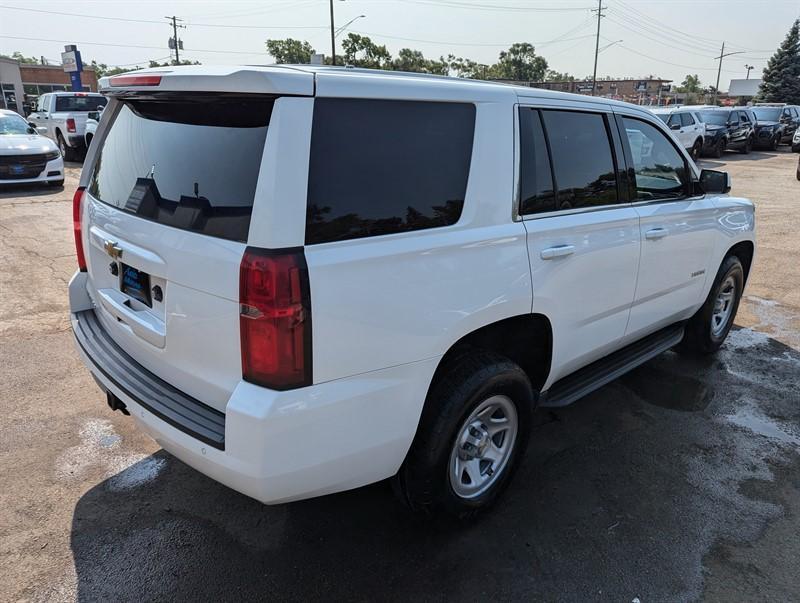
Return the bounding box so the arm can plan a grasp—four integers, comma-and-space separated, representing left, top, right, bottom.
165, 16, 185, 65
744, 64, 754, 79
713, 42, 744, 104
329, 0, 337, 66
591, 0, 606, 96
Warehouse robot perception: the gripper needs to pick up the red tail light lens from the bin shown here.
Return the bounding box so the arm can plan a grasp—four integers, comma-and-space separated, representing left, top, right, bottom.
109, 75, 162, 87
73, 187, 87, 272
66, 118, 76, 133
239, 247, 312, 390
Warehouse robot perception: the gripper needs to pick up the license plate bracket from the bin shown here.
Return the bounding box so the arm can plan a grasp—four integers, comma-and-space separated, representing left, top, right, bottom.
120, 263, 152, 307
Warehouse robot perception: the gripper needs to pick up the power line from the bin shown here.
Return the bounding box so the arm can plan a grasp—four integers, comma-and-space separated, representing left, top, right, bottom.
0, 5, 326, 29
0, 34, 266, 56
398, 0, 594, 12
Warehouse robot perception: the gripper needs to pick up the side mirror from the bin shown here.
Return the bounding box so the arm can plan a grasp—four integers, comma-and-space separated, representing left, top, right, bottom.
699, 169, 731, 195
670, 123, 681, 130
27, 126, 36, 134
27, 121, 36, 128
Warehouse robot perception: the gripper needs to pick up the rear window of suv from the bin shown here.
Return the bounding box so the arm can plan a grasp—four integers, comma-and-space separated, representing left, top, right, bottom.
88, 96, 273, 242
55, 95, 107, 112
305, 98, 475, 244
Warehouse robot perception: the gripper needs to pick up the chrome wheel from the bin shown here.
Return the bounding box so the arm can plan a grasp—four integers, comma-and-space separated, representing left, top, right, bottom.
449, 395, 518, 499
711, 275, 736, 337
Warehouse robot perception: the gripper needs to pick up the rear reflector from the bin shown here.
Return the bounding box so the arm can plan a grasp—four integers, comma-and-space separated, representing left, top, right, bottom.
239, 247, 312, 390
73, 187, 87, 272
66, 118, 76, 133
109, 75, 162, 87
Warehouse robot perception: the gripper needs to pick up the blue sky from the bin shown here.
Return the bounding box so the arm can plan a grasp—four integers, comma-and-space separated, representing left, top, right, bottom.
2, 0, 798, 86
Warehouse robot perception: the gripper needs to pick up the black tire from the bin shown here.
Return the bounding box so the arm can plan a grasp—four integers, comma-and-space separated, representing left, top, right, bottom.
678, 255, 744, 355
394, 349, 533, 519
712, 138, 726, 158
739, 136, 753, 154
56, 132, 76, 162
691, 139, 702, 161
770, 134, 779, 151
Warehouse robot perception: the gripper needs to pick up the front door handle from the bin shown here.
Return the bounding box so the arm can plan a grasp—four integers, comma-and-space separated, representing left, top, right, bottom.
645, 227, 669, 240
540, 244, 575, 260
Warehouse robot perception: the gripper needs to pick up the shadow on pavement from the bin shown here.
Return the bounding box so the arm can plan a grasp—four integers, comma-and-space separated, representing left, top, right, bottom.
68, 332, 800, 601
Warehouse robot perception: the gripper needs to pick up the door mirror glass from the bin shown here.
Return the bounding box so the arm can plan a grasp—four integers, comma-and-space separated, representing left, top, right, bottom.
699, 169, 731, 194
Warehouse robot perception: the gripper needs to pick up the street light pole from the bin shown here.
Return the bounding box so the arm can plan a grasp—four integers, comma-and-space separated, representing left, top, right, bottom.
713, 42, 744, 104
590, 0, 606, 96
329, 0, 337, 66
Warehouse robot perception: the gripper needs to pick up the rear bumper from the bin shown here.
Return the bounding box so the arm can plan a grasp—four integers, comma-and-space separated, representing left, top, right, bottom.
69, 273, 437, 503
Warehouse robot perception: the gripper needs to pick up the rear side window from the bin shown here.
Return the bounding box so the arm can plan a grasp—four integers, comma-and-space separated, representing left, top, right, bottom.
622, 117, 688, 201
88, 96, 273, 242
518, 108, 555, 215
55, 95, 107, 112
305, 98, 475, 244
540, 110, 619, 210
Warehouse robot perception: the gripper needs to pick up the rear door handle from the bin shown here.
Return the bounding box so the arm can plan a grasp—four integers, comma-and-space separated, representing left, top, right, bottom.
540, 244, 575, 260
645, 227, 669, 240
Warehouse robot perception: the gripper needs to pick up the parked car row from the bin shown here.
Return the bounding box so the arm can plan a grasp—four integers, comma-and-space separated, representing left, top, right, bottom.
652, 103, 800, 159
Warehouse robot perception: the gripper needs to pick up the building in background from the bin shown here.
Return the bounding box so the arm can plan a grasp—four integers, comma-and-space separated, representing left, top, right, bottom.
0, 57, 98, 115
525, 77, 673, 104
728, 78, 762, 102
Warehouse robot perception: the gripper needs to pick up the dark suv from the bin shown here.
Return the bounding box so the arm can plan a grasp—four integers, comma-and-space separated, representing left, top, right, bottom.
752, 105, 800, 147
697, 108, 756, 157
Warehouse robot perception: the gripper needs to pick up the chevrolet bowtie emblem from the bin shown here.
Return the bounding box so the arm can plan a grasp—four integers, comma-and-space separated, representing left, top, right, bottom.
104, 240, 123, 259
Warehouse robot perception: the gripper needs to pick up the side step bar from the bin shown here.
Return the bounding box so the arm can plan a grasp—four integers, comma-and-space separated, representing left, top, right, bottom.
538, 322, 685, 408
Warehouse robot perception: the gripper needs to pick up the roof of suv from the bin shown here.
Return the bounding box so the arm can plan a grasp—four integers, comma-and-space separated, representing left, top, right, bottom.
98, 64, 653, 116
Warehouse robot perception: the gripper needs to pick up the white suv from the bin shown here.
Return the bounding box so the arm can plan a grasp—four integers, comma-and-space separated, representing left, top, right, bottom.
651, 107, 706, 159
69, 67, 755, 517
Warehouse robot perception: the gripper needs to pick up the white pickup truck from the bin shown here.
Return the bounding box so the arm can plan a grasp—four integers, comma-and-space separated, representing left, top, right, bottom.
28, 91, 106, 160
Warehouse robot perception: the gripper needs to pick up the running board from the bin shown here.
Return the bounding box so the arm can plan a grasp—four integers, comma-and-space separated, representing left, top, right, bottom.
538, 322, 685, 408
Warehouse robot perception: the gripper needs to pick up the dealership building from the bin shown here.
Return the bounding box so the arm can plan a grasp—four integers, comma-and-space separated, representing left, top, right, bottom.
0, 56, 98, 115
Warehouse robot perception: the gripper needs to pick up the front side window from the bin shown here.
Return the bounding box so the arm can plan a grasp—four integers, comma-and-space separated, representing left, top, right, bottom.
518, 108, 555, 215
680, 112, 695, 126
88, 96, 272, 242
540, 110, 619, 210
668, 114, 681, 128
306, 98, 475, 244
622, 117, 688, 201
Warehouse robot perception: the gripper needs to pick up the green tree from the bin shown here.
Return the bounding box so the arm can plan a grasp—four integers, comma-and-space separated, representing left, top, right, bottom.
492, 43, 548, 82
265, 38, 315, 64
676, 74, 702, 93
392, 48, 447, 74
445, 55, 484, 79
545, 70, 574, 82
758, 19, 800, 104
341, 33, 392, 69
0, 51, 38, 64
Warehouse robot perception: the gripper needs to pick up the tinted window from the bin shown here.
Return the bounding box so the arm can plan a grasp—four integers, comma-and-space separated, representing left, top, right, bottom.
668, 114, 681, 127
541, 110, 618, 210
622, 117, 688, 201
680, 112, 695, 126
739, 111, 750, 123
89, 96, 272, 242
518, 108, 555, 214
698, 111, 729, 126
752, 107, 781, 121
655, 113, 669, 124
306, 98, 475, 244
55, 95, 107, 112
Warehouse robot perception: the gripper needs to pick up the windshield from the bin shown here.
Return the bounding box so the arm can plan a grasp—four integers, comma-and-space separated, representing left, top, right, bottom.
655, 114, 669, 124
0, 114, 30, 135
55, 95, 107, 112
752, 107, 782, 122
88, 96, 273, 242
698, 111, 729, 126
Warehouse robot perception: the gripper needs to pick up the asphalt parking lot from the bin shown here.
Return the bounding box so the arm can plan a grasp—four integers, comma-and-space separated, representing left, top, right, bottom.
1, 150, 799, 602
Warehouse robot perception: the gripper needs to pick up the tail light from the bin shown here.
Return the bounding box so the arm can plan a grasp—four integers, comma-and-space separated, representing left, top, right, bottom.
73, 187, 87, 271
239, 247, 312, 390
66, 118, 76, 133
